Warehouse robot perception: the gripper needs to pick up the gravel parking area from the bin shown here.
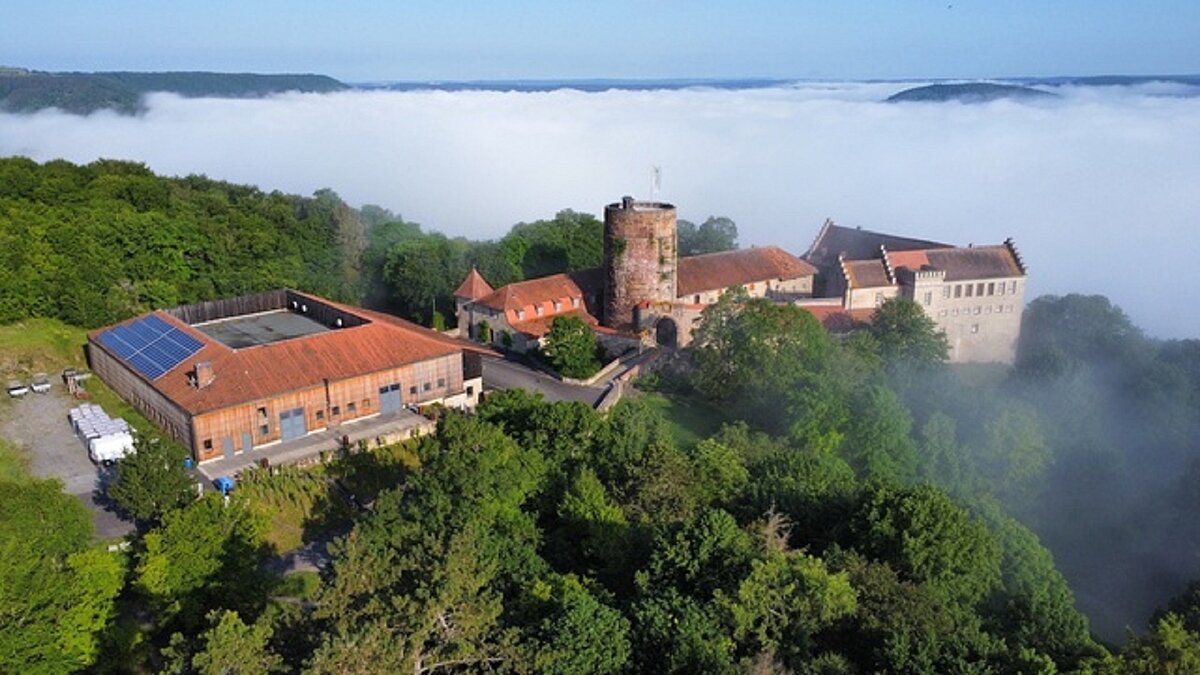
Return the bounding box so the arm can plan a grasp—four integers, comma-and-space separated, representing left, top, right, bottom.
1, 390, 134, 539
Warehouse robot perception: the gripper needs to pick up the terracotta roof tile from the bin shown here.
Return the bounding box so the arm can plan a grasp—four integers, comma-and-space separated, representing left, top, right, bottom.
475, 273, 586, 312
454, 268, 494, 300
89, 292, 462, 415
509, 308, 598, 339
885, 250, 930, 271
799, 305, 875, 333
677, 246, 816, 296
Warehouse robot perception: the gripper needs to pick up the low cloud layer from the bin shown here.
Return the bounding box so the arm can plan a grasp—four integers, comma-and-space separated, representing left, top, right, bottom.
3, 83, 1197, 337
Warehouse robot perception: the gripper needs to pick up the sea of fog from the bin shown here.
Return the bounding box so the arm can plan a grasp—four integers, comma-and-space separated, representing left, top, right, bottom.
2, 80, 1198, 338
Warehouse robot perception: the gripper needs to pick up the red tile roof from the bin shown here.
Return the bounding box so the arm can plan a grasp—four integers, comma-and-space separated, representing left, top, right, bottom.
799, 305, 875, 332
677, 246, 817, 296
885, 250, 930, 271
453, 268, 494, 301
509, 308, 598, 339
89, 292, 463, 415
475, 273, 585, 312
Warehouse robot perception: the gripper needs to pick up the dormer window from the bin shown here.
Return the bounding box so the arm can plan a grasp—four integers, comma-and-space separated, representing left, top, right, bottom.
553, 300, 562, 312
571, 297, 580, 308
516, 309, 526, 321
535, 305, 544, 317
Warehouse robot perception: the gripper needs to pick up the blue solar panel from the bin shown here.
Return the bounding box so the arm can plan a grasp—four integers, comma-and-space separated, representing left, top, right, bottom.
167, 328, 204, 351
143, 315, 173, 335
97, 314, 206, 380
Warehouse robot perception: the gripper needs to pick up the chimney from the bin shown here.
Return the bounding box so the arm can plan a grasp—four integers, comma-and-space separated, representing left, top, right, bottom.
622, 195, 634, 209
194, 361, 215, 389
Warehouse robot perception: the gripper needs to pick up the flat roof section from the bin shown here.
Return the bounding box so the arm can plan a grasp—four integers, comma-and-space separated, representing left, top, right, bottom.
194, 309, 331, 349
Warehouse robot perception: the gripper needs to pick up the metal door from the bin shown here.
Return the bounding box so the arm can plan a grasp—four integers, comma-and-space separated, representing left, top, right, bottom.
241, 432, 253, 452
279, 407, 307, 441
379, 383, 402, 413
222, 437, 235, 459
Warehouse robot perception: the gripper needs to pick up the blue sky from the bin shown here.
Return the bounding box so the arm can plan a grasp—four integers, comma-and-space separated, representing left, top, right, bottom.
2, 1, 1198, 80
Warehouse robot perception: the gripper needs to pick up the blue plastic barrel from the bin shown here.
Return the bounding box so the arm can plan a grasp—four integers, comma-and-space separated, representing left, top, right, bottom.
215, 476, 235, 494
183, 457, 194, 470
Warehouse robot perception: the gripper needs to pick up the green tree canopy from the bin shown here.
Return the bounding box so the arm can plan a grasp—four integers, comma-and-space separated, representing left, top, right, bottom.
542, 314, 601, 379
106, 436, 195, 525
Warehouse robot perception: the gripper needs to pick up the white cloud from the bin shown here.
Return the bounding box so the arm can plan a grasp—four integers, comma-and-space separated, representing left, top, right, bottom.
3, 83, 1198, 337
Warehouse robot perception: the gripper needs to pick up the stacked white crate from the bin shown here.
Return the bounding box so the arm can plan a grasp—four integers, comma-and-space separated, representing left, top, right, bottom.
68, 404, 134, 462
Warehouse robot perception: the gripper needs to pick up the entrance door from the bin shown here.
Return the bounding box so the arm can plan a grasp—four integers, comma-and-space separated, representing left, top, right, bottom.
379, 383, 402, 413
279, 407, 307, 441
222, 437, 235, 459
241, 432, 253, 453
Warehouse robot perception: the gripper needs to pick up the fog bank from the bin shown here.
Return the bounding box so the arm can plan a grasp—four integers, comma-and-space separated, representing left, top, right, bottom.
2, 82, 1197, 337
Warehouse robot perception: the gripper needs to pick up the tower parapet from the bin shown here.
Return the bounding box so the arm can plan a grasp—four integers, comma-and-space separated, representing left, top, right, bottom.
603, 196, 677, 328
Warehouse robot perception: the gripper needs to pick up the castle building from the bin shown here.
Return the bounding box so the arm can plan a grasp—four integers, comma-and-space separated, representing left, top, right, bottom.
89, 289, 484, 463
455, 197, 818, 352
454, 197, 1027, 364
804, 221, 1028, 363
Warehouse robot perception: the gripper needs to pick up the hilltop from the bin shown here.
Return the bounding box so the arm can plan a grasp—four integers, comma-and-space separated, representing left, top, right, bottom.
887, 82, 1059, 103
0, 67, 347, 115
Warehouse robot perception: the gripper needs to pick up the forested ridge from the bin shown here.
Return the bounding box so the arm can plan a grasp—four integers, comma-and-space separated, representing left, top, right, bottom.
0, 68, 347, 115
3, 157, 1200, 672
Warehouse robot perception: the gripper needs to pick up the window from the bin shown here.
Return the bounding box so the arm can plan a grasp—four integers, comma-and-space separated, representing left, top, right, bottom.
347, 402, 356, 414
410, 385, 418, 395
987, 282, 995, 295
1009, 281, 1017, 293
332, 406, 340, 416
923, 291, 933, 305
516, 309, 526, 320
571, 297, 580, 308
203, 439, 213, 450
943, 286, 951, 299
423, 382, 431, 392
467, 385, 474, 397
694, 295, 701, 304
259, 424, 269, 436
257, 406, 268, 418
974, 306, 981, 315
535, 305, 544, 317
965, 284, 973, 297
954, 285, 962, 298
874, 292, 884, 307
553, 300, 562, 312
971, 323, 980, 334
316, 410, 324, 421
998, 283, 1006, 296
997, 304, 1004, 313
976, 283, 985, 296
437, 377, 445, 388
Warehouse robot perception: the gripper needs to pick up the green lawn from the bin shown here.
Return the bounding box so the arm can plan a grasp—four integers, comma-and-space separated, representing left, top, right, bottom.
636, 390, 732, 449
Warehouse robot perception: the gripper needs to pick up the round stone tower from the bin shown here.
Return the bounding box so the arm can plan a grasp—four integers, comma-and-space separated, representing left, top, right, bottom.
603, 196, 678, 328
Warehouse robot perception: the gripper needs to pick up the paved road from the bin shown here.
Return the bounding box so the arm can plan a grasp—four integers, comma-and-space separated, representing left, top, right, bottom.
482, 357, 607, 405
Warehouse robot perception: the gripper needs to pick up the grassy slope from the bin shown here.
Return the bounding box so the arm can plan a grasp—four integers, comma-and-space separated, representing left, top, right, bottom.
635, 390, 732, 450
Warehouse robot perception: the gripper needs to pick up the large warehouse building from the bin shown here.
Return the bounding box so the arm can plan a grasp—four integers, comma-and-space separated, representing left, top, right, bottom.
88, 289, 482, 463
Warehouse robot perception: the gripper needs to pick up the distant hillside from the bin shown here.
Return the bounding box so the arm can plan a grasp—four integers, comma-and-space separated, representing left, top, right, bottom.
886, 82, 1058, 103
0, 67, 347, 115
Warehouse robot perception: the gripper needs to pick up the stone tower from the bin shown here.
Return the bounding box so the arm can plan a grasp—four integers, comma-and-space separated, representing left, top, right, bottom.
603, 196, 678, 328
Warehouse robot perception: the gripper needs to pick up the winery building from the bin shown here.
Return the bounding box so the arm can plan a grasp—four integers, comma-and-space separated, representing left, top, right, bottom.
88, 289, 483, 463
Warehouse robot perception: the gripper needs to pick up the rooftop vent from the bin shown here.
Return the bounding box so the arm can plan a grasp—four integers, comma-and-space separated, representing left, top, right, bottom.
622, 195, 634, 209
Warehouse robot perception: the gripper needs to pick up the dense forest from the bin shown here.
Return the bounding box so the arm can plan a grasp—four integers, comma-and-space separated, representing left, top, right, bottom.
3, 157, 1200, 672
0, 68, 347, 115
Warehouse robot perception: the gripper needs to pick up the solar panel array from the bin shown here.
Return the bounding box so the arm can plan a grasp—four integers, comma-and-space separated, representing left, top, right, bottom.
96, 314, 205, 380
